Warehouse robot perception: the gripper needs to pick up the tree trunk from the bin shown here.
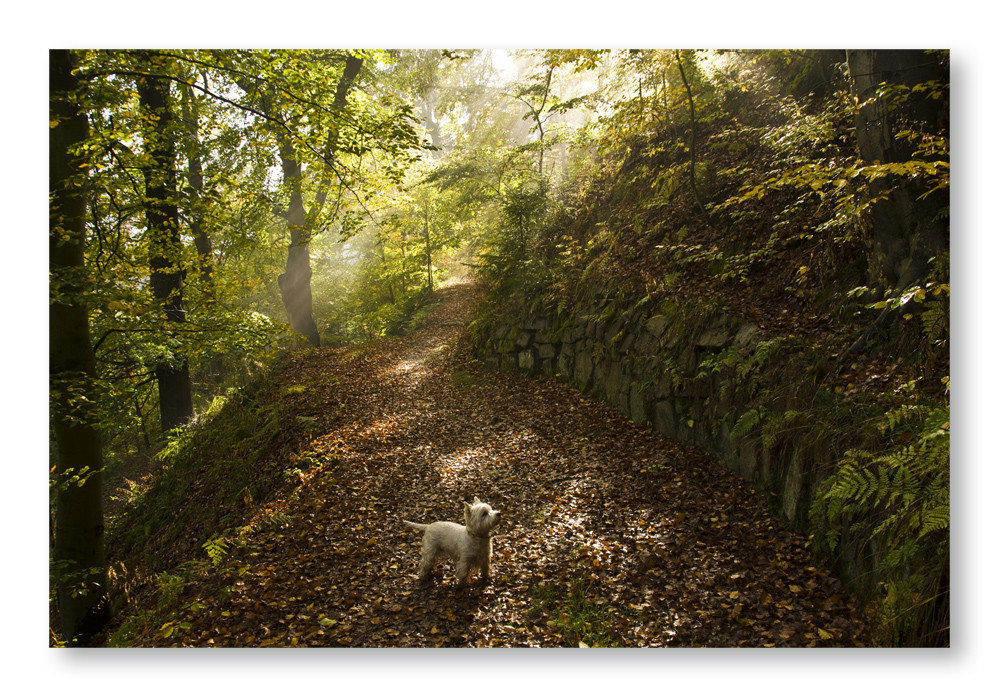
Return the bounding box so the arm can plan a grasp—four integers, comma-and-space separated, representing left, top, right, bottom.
277, 147, 322, 346
420, 90, 443, 150
378, 238, 396, 305
535, 67, 552, 175
424, 205, 433, 292
49, 49, 109, 644
674, 50, 712, 227
137, 54, 194, 430
180, 81, 215, 305
305, 54, 363, 227
846, 50, 949, 288
180, 80, 224, 378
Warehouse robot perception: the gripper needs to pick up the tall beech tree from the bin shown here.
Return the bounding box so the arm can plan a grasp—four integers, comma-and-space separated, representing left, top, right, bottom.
50, 49, 109, 643
232, 51, 365, 346
136, 52, 194, 430
76, 50, 281, 452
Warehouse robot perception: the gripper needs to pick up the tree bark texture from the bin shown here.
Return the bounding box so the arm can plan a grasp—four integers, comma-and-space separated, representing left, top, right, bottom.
277, 148, 322, 346
49, 49, 109, 643
846, 50, 949, 288
137, 56, 194, 430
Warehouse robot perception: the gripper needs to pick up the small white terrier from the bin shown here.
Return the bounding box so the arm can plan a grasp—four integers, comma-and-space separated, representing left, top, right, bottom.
403, 497, 502, 587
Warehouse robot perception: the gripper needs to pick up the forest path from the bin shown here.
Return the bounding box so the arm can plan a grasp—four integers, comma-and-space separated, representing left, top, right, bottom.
162, 278, 867, 647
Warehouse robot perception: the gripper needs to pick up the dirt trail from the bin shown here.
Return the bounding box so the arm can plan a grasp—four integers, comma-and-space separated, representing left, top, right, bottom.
156, 279, 868, 647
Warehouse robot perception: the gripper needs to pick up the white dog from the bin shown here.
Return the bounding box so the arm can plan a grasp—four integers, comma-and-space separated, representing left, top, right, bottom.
403, 497, 501, 587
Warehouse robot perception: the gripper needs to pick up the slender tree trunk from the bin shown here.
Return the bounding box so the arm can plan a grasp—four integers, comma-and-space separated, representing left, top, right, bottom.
137, 54, 194, 431
424, 205, 433, 292
674, 50, 712, 227
180, 81, 215, 304
846, 50, 949, 288
305, 55, 363, 226
49, 49, 109, 644
535, 67, 552, 175
180, 79, 225, 378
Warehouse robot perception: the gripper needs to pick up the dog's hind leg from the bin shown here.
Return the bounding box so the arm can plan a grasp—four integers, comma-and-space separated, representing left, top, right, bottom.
416, 546, 438, 583
454, 558, 472, 588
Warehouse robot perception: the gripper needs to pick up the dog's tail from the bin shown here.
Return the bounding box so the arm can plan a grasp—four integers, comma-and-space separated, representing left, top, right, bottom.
403, 520, 427, 532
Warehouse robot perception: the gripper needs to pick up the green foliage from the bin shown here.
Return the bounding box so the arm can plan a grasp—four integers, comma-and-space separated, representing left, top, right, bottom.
106, 562, 215, 647
717, 63, 949, 284
201, 535, 230, 568
471, 170, 553, 297
731, 406, 765, 440
49, 560, 106, 602
49, 465, 103, 493
528, 578, 622, 647
811, 403, 949, 645
107, 374, 294, 567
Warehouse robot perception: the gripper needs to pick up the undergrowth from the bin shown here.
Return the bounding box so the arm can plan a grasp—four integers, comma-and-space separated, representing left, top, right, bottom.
102, 351, 341, 644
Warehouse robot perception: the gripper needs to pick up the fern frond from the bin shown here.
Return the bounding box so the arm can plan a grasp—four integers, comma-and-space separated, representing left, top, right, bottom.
918, 506, 950, 538
731, 407, 763, 439
202, 536, 230, 567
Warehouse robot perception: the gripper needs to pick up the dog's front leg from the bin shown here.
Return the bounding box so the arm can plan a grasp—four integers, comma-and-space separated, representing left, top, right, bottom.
474, 556, 491, 586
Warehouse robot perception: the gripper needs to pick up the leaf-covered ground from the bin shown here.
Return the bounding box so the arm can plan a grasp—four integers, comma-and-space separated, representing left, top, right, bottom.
134, 279, 869, 647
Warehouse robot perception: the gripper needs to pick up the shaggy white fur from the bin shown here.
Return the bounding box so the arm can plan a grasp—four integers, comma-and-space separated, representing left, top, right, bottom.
403, 497, 501, 587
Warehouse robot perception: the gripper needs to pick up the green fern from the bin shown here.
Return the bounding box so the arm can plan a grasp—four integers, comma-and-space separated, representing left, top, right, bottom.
811, 402, 949, 645
202, 536, 230, 568
731, 406, 764, 439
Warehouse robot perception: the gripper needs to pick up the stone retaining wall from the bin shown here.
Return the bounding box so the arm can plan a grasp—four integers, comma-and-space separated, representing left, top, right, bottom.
476, 288, 837, 532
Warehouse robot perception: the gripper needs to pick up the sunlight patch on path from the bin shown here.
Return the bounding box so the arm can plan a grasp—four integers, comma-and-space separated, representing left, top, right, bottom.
389, 359, 420, 377
436, 276, 474, 290
434, 447, 489, 485
354, 412, 412, 442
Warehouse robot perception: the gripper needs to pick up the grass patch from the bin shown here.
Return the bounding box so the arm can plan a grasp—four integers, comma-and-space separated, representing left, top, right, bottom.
527, 577, 623, 647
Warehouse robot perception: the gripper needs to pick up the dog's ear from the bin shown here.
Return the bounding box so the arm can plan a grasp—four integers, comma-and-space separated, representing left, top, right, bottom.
473, 496, 482, 505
